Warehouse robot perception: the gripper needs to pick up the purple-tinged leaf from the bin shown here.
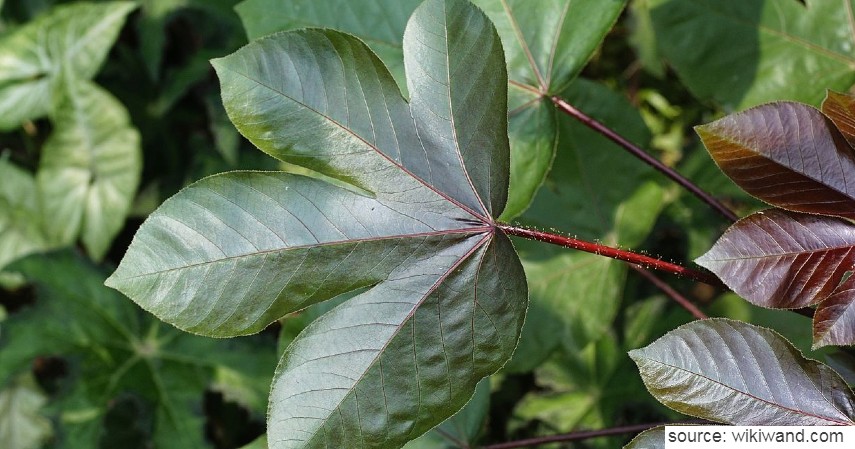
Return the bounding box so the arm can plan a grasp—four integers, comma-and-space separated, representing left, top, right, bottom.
814, 274, 855, 348
697, 209, 855, 309
823, 90, 855, 149
630, 319, 855, 426
696, 102, 855, 220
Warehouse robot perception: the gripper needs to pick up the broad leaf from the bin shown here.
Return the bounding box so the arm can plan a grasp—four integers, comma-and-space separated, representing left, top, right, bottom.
697, 101, 855, 220
1, 252, 276, 448
0, 1, 136, 130
697, 209, 855, 309
234, 0, 625, 219
630, 319, 855, 425
623, 427, 664, 449
647, 0, 855, 109
823, 90, 855, 148
0, 375, 52, 449
0, 159, 48, 272
37, 81, 142, 260
108, 1, 527, 448
813, 274, 855, 348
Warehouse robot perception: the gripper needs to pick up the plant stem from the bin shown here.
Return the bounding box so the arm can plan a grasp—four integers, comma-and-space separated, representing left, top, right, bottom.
550, 95, 739, 223
499, 224, 722, 286
631, 265, 709, 320
480, 422, 668, 449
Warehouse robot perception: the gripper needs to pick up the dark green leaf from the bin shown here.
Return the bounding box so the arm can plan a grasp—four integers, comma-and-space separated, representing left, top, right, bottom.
2, 252, 276, 448
36, 81, 142, 260
402, 379, 490, 449
109, 1, 527, 448
630, 319, 855, 425
0, 1, 136, 130
648, 0, 855, 109
697, 102, 855, 220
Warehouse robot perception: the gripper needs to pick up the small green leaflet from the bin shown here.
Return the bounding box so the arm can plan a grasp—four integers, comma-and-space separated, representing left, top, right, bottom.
107, 1, 528, 448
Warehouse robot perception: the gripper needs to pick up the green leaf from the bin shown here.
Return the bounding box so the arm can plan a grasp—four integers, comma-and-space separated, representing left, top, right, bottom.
0, 1, 137, 130
235, 0, 421, 91
401, 379, 490, 449
36, 81, 142, 260
109, 1, 527, 448
623, 427, 664, 449
235, 0, 625, 219
648, 0, 855, 109
630, 319, 855, 425
0, 375, 52, 449
2, 251, 277, 448
0, 159, 48, 272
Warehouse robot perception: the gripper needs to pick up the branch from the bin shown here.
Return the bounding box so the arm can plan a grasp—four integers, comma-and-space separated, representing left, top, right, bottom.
480, 422, 667, 449
630, 264, 709, 320
499, 224, 722, 286
550, 95, 739, 223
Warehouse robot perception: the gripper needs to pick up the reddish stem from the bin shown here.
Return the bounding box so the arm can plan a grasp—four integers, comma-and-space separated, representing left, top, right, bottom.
499, 224, 722, 287
480, 422, 668, 449
550, 96, 739, 223
631, 265, 709, 320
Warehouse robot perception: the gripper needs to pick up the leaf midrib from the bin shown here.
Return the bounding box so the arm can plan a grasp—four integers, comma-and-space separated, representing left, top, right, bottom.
110, 226, 491, 281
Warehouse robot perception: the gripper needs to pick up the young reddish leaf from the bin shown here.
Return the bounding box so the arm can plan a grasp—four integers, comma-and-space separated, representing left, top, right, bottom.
823, 90, 855, 149
696, 102, 855, 220
630, 319, 855, 426
696, 209, 855, 309
107, 1, 527, 448
814, 275, 855, 348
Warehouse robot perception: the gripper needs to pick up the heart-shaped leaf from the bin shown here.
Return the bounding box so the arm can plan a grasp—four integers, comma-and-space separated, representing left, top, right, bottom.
234, 0, 626, 219
696, 101, 855, 220
646, 0, 855, 109
0, 1, 136, 130
36, 81, 142, 260
107, 1, 528, 448
630, 319, 855, 425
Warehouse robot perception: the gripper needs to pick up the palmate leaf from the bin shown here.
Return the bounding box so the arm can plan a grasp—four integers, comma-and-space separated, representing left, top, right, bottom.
646, 0, 855, 110
107, 1, 528, 448
0, 1, 136, 130
234, 0, 625, 219
630, 319, 855, 425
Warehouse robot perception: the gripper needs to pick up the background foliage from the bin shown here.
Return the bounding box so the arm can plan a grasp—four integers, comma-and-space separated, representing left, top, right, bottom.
1, 0, 853, 448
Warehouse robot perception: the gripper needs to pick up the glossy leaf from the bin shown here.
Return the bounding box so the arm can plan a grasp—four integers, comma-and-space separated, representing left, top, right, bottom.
0, 1, 136, 130
0, 375, 52, 449
823, 90, 855, 148
697, 102, 855, 220
37, 82, 142, 260
814, 274, 855, 348
623, 427, 664, 449
647, 0, 855, 109
109, 1, 527, 448
697, 209, 855, 309
401, 379, 490, 449
630, 319, 855, 425
1, 252, 276, 448
235, 0, 625, 219
0, 159, 48, 272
